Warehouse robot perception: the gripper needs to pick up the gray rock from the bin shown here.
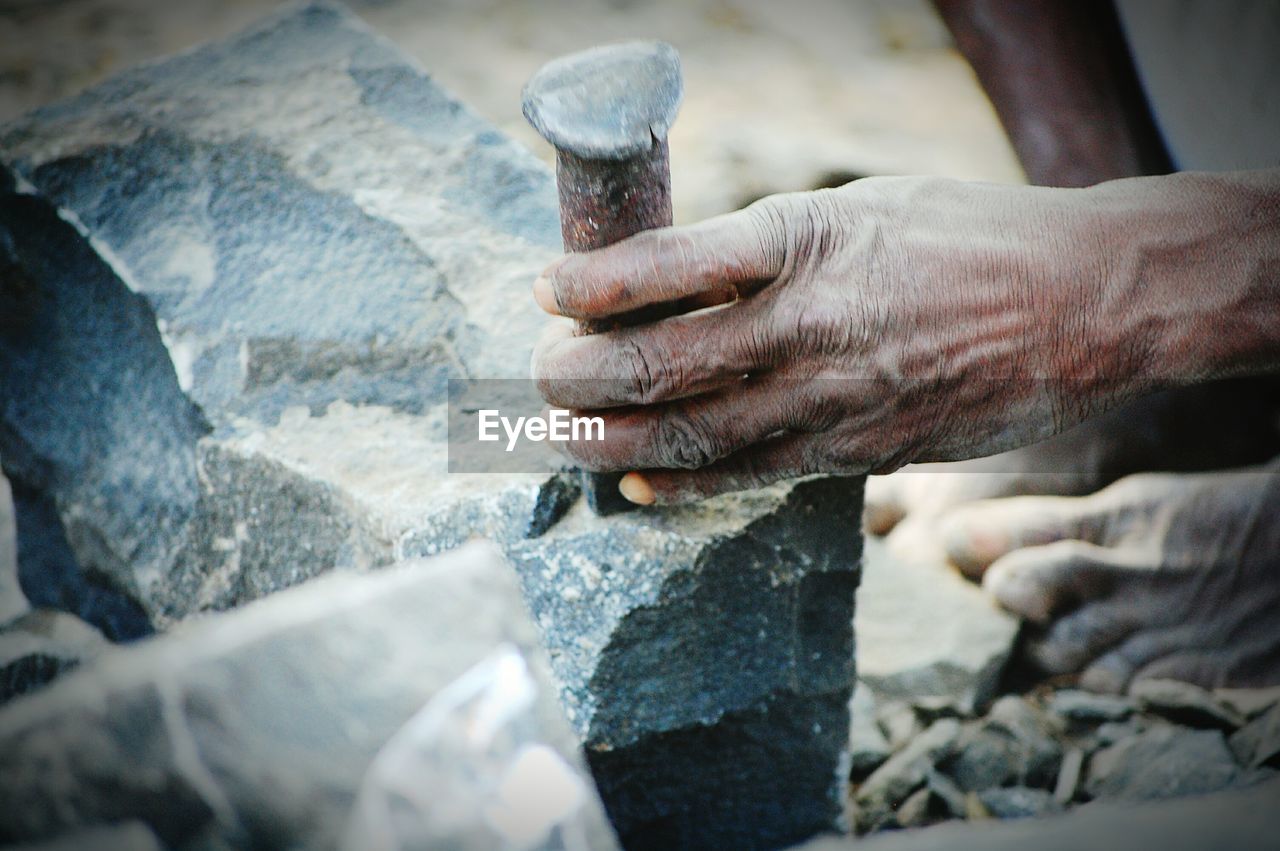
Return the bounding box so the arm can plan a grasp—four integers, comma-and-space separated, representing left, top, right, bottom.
4, 482, 151, 642
944, 698, 1061, 792
799, 775, 1280, 851
1093, 718, 1148, 747
924, 768, 968, 819
893, 787, 939, 829
0, 609, 106, 703
976, 786, 1058, 820
878, 701, 924, 752
0, 469, 25, 625
0, 0, 559, 627
946, 726, 1019, 793
0, 543, 618, 850
0, 4, 864, 847
1215, 686, 1280, 720
910, 695, 965, 724
985, 696, 1062, 787
1085, 725, 1240, 803
1052, 747, 1084, 806
856, 537, 1017, 713
853, 718, 961, 832
9, 822, 163, 851
1229, 702, 1280, 769
1047, 689, 1135, 725
1130, 678, 1246, 731
849, 684, 892, 780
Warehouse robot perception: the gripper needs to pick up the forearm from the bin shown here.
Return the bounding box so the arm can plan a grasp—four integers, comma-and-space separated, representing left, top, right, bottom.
1084, 169, 1280, 391
934, 0, 1169, 186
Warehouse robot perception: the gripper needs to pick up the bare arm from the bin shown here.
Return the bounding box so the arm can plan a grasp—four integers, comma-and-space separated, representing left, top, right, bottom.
933, 0, 1170, 185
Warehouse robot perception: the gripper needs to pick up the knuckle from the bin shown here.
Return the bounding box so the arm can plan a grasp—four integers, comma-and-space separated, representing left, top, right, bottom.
617, 336, 684, 405
742, 195, 792, 269
652, 409, 720, 469
652, 228, 698, 284
619, 337, 658, 404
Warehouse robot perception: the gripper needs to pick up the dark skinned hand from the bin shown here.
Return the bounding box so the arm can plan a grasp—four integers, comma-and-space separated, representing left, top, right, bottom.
530, 171, 1280, 505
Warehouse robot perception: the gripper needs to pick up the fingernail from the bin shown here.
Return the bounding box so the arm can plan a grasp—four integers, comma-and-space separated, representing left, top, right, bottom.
618, 472, 655, 506
533, 276, 560, 315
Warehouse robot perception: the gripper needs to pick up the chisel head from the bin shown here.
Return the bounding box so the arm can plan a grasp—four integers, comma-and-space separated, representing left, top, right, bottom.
521, 40, 683, 160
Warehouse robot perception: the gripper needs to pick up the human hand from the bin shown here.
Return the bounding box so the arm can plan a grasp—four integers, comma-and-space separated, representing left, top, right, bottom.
531, 176, 1159, 505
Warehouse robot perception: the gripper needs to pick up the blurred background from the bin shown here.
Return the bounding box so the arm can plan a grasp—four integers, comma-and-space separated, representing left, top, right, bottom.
0, 0, 1024, 223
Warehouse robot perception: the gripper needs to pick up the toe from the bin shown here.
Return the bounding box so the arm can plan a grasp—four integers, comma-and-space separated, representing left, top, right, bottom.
944, 496, 1092, 579
864, 475, 906, 536
982, 540, 1122, 623
1025, 597, 1141, 676
1079, 624, 1204, 693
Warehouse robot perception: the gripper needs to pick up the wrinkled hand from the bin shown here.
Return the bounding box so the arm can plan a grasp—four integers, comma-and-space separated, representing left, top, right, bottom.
532, 176, 1145, 505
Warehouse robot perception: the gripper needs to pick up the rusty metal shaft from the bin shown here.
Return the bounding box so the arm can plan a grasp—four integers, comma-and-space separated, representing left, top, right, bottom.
523, 40, 683, 515
555, 140, 672, 514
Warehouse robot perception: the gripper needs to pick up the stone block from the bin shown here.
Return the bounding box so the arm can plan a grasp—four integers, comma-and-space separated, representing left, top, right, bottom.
0, 3, 865, 846
0, 543, 617, 850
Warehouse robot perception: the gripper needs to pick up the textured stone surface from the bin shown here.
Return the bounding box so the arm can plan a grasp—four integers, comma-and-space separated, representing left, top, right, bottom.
856, 536, 1017, 712
1046, 690, 1135, 725
1085, 726, 1240, 803
0, 469, 25, 626
0, 543, 618, 850
0, 609, 105, 704
878, 701, 926, 752
852, 718, 960, 832
848, 685, 892, 780
0, 0, 558, 622
0, 3, 864, 847
9, 822, 163, 851
1215, 686, 1280, 720
803, 776, 1280, 851
946, 726, 1057, 795
6, 482, 152, 642
1230, 702, 1280, 769
1130, 678, 1246, 731
976, 787, 1058, 820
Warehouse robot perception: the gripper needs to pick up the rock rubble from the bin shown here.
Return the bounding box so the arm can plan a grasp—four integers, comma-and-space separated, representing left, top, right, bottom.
847, 679, 1280, 837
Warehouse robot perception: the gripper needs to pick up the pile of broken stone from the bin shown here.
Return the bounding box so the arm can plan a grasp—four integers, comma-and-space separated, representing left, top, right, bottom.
846, 538, 1280, 839
2, 3, 1278, 850
849, 680, 1280, 835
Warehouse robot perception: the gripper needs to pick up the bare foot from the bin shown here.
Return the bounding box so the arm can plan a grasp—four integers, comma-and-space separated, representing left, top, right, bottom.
938, 461, 1280, 693
865, 379, 1280, 536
